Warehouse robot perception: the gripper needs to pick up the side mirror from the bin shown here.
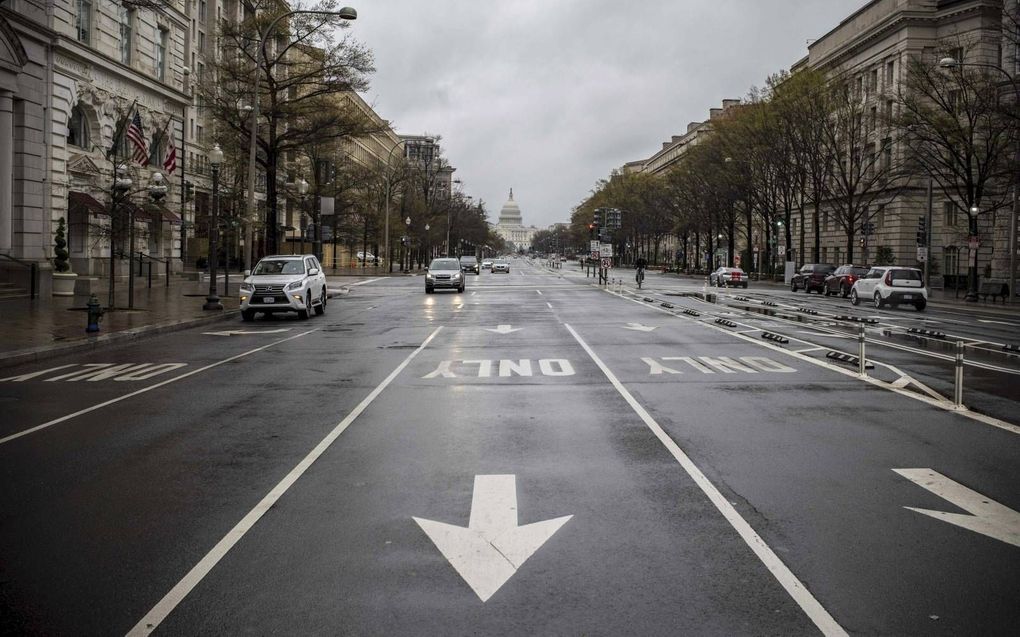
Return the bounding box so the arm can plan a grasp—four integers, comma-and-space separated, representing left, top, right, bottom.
244, 270, 251, 277
424, 267, 429, 272
309, 268, 320, 276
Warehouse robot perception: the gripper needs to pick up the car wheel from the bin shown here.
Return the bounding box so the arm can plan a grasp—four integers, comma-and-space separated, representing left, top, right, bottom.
915, 299, 927, 311
298, 292, 311, 319
315, 288, 326, 315
241, 309, 255, 322
874, 292, 884, 309
458, 285, 465, 293
791, 282, 798, 292
840, 283, 849, 298
742, 282, 748, 289
850, 289, 860, 306
425, 287, 434, 294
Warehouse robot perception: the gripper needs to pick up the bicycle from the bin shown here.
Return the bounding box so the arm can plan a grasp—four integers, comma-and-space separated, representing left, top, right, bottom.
636, 268, 645, 289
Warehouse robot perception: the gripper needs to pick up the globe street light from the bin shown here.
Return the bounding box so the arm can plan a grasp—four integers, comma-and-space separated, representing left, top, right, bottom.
204, 144, 224, 310
403, 216, 411, 272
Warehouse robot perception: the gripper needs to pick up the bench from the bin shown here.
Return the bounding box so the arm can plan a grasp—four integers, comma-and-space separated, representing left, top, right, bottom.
978, 280, 1009, 303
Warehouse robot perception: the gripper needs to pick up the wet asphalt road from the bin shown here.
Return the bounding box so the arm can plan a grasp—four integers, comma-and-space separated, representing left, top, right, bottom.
1, 258, 1018, 636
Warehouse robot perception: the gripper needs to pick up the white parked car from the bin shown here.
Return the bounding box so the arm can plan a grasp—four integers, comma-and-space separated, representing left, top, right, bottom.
239, 254, 328, 321
849, 266, 927, 310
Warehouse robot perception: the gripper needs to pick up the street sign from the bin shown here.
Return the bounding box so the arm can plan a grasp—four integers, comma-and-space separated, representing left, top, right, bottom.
590, 250, 600, 259
590, 240, 599, 252
600, 243, 613, 257
916, 247, 928, 262
601, 258, 612, 269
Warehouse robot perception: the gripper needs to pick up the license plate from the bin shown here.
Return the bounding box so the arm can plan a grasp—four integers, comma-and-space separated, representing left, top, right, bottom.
902, 295, 913, 300
263, 297, 276, 303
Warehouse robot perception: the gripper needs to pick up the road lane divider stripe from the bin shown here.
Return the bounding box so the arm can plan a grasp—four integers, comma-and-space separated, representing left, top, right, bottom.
563, 323, 848, 637
0, 329, 320, 447
350, 277, 385, 286
126, 326, 444, 637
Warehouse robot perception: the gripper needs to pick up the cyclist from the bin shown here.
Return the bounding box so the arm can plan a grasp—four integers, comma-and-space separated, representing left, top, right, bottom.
635, 256, 648, 288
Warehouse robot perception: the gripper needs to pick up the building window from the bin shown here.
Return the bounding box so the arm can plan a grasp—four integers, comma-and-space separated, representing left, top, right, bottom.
155, 27, 168, 82
149, 132, 163, 167
67, 103, 90, 149
195, 124, 203, 144
199, 0, 207, 22
198, 30, 205, 53
119, 4, 134, 65
869, 68, 878, 95
944, 201, 958, 227
885, 60, 895, 86
882, 139, 892, 171
76, 0, 92, 44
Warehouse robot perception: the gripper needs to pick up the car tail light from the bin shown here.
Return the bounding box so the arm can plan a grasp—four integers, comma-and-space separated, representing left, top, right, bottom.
884, 271, 893, 286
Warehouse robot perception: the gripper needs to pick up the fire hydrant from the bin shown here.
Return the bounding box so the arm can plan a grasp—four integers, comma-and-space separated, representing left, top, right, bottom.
86, 293, 104, 333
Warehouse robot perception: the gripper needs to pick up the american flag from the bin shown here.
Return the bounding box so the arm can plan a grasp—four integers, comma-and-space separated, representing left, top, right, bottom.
126, 110, 148, 166
163, 134, 177, 174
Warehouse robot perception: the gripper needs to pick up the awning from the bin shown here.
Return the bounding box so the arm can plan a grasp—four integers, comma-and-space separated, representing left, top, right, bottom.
144, 202, 182, 224
68, 191, 109, 216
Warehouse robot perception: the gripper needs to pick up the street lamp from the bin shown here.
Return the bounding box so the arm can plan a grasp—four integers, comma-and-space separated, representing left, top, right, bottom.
424, 223, 430, 262
245, 7, 358, 259
204, 144, 224, 310
404, 216, 411, 272
939, 56, 1019, 303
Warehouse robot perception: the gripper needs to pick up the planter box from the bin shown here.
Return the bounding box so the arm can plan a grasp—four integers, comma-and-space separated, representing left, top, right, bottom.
52, 272, 78, 297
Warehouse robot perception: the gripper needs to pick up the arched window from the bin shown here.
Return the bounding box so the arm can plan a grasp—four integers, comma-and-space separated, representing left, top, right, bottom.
67, 103, 90, 150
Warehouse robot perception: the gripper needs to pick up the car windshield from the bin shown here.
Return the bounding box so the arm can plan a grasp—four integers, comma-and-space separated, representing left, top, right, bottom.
460, 257, 477, 263
430, 259, 460, 270
252, 259, 304, 275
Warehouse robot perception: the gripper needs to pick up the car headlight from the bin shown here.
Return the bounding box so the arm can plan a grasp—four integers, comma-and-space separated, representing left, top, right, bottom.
452, 272, 462, 279
240, 282, 254, 292
285, 280, 303, 291
426, 274, 435, 280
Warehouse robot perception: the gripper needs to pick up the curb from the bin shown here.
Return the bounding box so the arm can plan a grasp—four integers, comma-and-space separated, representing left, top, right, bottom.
0, 310, 240, 370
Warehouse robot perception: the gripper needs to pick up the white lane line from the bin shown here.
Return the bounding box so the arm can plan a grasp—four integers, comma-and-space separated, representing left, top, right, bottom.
471, 291, 477, 296
536, 290, 543, 295
794, 346, 824, 354
546, 302, 553, 309
127, 326, 444, 636
0, 329, 319, 447
563, 323, 847, 637
979, 319, 1019, 326
350, 277, 384, 286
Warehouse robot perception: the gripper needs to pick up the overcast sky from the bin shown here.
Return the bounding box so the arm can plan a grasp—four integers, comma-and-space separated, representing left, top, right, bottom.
351, 0, 866, 229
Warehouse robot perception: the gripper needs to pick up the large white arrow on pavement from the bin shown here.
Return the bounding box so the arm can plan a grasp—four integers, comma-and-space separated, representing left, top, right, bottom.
894, 468, 1020, 548
202, 328, 292, 336
413, 474, 572, 602
483, 325, 522, 334
622, 323, 657, 332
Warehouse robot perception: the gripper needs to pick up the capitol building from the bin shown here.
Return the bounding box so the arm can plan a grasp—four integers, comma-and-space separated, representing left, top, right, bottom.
494, 189, 538, 251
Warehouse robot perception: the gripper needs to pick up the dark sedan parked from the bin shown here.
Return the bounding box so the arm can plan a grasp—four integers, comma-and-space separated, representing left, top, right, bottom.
791, 263, 836, 294
824, 264, 870, 297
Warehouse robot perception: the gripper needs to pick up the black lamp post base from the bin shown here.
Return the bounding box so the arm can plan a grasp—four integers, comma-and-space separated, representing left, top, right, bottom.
203, 295, 223, 311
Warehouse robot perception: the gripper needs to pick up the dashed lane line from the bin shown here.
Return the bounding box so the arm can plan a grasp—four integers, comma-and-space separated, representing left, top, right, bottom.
127, 326, 444, 636
564, 323, 848, 637
0, 329, 320, 447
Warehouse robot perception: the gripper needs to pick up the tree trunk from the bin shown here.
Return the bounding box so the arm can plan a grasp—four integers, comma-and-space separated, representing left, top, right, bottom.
813, 199, 821, 263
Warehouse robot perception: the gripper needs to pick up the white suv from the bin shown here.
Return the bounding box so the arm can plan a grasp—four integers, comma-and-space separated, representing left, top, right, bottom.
849, 266, 927, 311
239, 254, 328, 321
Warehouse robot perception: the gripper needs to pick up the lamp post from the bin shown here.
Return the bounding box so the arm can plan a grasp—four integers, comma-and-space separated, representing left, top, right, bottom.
204, 144, 224, 310
109, 163, 132, 309
424, 223, 430, 263
403, 216, 411, 272
132, 172, 168, 310
245, 7, 358, 260
939, 56, 1018, 303
297, 177, 309, 255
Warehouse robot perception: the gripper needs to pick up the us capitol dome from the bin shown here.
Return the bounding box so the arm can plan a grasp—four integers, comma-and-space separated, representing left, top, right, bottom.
495, 189, 538, 250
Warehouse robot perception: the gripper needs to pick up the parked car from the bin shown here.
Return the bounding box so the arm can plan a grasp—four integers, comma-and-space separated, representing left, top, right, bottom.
791, 263, 837, 293
356, 251, 375, 262
482, 260, 493, 270
426, 258, 465, 293
460, 255, 480, 274
850, 266, 927, 310
239, 254, 327, 321
709, 267, 748, 288
824, 264, 870, 297
491, 259, 510, 274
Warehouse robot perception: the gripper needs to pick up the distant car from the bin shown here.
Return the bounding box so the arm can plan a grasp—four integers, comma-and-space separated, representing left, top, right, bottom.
460, 255, 480, 274
239, 254, 327, 321
850, 266, 927, 310
791, 263, 837, 293
824, 264, 870, 298
482, 260, 493, 270
491, 259, 510, 273
426, 258, 465, 293
356, 251, 375, 262
709, 267, 748, 288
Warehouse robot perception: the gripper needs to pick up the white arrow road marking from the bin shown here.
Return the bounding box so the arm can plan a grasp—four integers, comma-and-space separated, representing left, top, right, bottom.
796, 331, 852, 339
622, 323, 657, 332
413, 474, 572, 602
484, 324, 522, 334
894, 468, 1020, 548
202, 328, 292, 336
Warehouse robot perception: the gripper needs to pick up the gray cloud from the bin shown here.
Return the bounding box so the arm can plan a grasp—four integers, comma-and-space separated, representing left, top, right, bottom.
352, 0, 865, 228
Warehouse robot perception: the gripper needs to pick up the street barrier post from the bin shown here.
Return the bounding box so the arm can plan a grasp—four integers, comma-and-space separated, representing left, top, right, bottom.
954, 340, 965, 407
858, 324, 867, 376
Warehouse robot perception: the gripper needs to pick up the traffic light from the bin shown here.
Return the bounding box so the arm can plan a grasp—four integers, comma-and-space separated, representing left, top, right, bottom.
916, 216, 927, 246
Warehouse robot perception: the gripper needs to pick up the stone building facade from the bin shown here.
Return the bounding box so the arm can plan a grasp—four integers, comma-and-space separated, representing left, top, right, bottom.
495, 189, 537, 250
